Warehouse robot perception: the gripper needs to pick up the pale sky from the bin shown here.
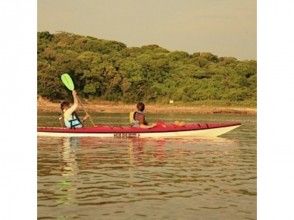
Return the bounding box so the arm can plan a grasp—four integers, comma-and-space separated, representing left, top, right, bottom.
38, 0, 256, 60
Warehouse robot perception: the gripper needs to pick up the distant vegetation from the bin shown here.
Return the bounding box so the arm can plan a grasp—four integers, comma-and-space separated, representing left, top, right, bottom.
38, 31, 256, 106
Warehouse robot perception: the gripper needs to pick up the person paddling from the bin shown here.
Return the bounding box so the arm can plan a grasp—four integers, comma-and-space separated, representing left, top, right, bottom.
60, 90, 89, 128
130, 102, 156, 129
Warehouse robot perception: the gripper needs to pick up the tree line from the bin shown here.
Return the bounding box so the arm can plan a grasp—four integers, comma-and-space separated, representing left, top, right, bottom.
38, 31, 256, 105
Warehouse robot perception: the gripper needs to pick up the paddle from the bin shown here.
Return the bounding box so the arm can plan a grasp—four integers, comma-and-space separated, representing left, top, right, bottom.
61, 73, 75, 91
61, 73, 95, 126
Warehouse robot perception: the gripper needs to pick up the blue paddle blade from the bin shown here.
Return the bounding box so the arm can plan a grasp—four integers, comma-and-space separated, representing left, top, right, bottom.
61, 73, 75, 91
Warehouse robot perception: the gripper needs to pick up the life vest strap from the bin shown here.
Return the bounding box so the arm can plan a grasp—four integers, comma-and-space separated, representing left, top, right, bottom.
69, 112, 83, 129
129, 111, 135, 123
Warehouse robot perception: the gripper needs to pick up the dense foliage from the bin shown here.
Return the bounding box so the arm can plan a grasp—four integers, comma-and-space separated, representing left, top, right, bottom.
38, 31, 256, 105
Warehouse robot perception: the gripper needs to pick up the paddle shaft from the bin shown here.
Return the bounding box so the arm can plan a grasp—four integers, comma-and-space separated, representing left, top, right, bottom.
59, 117, 64, 127
76, 95, 95, 126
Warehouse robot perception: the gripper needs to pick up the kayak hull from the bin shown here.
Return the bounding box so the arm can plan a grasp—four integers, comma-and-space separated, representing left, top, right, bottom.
38, 122, 241, 138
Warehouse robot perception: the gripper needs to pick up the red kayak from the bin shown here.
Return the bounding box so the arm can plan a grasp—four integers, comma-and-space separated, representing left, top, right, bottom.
38, 122, 241, 138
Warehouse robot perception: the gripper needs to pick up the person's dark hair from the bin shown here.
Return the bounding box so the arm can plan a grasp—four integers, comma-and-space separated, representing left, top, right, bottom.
136, 102, 145, 112
60, 101, 70, 111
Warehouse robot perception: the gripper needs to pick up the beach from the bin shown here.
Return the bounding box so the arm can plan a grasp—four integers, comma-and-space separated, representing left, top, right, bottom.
37, 96, 256, 115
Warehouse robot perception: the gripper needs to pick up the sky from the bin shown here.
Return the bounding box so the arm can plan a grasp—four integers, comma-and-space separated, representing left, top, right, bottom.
38, 0, 256, 60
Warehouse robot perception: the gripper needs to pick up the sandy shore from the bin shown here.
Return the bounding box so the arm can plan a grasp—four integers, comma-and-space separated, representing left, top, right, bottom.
37, 97, 256, 115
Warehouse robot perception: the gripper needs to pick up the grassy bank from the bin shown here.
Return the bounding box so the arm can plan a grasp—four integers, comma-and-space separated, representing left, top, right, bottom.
38, 97, 256, 115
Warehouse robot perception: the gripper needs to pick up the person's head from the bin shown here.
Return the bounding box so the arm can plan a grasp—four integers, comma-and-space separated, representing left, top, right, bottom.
60, 101, 70, 111
136, 102, 145, 112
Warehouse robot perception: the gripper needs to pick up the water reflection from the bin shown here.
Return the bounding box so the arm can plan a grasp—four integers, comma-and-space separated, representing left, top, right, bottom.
56, 137, 80, 207
61, 137, 79, 177
128, 138, 167, 166
38, 135, 256, 220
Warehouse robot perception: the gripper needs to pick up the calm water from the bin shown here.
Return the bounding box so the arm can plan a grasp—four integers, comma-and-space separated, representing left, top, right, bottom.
38, 113, 256, 220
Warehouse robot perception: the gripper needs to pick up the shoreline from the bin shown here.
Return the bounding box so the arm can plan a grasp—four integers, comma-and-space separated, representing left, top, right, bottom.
37, 97, 256, 115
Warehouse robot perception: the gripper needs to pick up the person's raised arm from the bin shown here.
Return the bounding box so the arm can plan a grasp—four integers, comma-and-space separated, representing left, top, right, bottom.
66, 90, 79, 115
72, 90, 78, 105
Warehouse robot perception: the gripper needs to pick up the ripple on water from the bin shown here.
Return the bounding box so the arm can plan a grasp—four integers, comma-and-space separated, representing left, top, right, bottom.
38, 114, 256, 219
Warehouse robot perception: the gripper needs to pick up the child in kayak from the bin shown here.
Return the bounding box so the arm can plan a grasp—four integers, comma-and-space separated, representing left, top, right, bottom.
60, 90, 89, 128
130, 102, 156, 129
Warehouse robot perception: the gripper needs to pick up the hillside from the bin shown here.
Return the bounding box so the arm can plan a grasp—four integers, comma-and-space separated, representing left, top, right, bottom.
38, 31, 256, 106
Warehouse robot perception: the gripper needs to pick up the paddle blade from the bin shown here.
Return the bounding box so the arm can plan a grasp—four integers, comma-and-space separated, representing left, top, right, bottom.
61, 73, 75, 91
